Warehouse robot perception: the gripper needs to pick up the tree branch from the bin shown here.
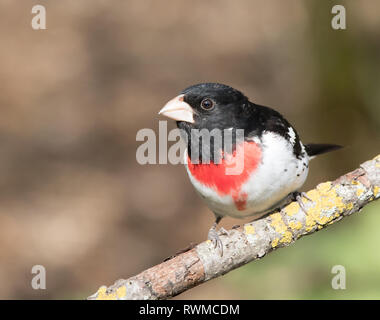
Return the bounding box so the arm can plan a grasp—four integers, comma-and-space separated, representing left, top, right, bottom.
88, 154, 380, 300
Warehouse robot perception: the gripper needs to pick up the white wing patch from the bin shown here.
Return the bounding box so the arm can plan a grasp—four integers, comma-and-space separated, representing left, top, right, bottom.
287, 126, 297, 145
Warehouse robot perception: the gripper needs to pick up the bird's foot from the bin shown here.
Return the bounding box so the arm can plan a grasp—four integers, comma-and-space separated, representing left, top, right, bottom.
208, 227, 224, 256
292, 191, 312, 214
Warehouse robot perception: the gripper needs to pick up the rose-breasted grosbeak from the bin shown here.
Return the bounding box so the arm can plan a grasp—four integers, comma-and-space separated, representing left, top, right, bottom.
159, 83, 341, 254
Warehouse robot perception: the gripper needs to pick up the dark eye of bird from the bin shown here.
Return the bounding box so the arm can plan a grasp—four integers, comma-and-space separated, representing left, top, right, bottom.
200, 98, 214, 110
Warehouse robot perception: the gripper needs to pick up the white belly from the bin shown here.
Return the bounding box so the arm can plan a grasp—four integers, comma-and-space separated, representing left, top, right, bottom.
185, 131, 309, 219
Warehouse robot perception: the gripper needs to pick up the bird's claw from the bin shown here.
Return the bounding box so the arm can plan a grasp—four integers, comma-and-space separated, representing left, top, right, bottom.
299, 191, 312, 202
208, 228, 224, 256
293, 191, 312, 214
219, 227, 230, 236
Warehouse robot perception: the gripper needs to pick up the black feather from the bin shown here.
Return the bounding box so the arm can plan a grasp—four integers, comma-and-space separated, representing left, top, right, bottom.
304, 143, 343, 157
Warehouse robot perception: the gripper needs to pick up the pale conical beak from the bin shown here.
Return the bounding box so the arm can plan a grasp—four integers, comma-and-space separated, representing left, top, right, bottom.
158, 94, 195, 124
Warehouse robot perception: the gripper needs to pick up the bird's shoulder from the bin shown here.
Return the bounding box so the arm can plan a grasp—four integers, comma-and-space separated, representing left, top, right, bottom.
245, 103, 304, 159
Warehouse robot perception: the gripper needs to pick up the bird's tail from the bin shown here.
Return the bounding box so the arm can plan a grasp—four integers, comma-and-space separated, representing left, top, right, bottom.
304, 143, 343, 159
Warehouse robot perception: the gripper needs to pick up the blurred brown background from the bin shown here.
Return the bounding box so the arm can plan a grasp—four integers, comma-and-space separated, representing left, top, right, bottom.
0, 0, 379, 299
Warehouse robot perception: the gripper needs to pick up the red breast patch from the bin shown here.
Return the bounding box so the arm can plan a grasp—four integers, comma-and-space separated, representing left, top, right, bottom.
187, 141, 262, 210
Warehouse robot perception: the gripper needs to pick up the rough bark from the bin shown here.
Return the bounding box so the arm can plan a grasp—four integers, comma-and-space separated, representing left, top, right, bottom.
88, 154, 380, 300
